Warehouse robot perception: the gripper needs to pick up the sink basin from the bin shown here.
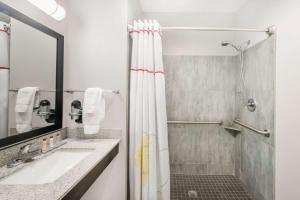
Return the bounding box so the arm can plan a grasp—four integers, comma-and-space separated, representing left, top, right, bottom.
0, 148, 93, 185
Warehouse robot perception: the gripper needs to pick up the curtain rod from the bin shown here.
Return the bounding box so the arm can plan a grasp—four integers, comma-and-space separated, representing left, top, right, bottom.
64, 89, 120, 94
128, 25, 276, 36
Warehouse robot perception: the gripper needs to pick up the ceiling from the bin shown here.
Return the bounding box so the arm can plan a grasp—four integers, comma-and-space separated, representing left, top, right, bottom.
140, 0, 249, 13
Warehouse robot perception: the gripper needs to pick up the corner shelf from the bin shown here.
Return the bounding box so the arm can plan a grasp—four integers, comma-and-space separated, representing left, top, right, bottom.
223, 126, 242, 135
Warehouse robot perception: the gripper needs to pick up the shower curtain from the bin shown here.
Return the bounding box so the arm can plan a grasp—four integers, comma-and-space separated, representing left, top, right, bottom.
129, 20, 170, 200
0, 21, 10, 138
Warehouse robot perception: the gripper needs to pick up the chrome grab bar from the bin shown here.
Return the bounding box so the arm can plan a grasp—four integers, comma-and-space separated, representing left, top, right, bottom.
167, 121, 223, 125
9, 88, 55, 92
10, 89, 120, 94
233, 119, 270, 137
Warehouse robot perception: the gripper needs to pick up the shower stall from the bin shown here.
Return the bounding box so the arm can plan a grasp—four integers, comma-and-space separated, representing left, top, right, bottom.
163, 28, 276, 200
129, 22, 276, 200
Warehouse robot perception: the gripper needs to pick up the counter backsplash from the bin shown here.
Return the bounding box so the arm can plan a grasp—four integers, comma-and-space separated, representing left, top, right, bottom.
0, 129, 67, 168
0, 127, 122, 168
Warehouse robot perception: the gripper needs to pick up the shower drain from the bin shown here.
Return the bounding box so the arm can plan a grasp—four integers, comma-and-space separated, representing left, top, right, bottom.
187, 190, 198, 198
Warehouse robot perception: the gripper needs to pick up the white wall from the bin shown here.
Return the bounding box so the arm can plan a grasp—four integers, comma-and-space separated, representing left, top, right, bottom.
9, 18, 56, 90
65, 0, 128, 130
128, 0, 143, 22
236, 0, 300, 199
65, 0, 136, 199
143, 12, 237, 56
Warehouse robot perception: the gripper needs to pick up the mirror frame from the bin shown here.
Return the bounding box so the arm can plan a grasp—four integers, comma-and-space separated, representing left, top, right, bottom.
0, 2, 63, 149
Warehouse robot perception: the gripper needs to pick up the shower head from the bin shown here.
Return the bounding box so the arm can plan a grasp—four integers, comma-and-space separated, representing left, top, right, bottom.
221, 40, 251, 52
221, 41, 230, 46
221, 41, 240, 51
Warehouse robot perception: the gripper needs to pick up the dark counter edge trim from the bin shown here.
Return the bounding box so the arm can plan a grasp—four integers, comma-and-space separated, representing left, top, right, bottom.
62, 144, 119, 200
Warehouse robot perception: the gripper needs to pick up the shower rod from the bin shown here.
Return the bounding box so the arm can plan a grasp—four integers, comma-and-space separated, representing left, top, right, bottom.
128, 25, 276, 36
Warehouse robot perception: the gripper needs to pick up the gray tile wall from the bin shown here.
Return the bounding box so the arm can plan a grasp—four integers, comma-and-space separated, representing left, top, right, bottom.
164, 55, 239, 175
235, 35, 276, 200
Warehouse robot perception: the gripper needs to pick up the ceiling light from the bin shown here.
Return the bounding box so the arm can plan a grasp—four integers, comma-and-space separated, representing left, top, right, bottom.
27, 0, 66, 21
50, 4, 66, 21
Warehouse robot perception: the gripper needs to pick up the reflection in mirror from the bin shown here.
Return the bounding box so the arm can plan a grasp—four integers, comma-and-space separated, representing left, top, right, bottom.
0, 13, 57, 139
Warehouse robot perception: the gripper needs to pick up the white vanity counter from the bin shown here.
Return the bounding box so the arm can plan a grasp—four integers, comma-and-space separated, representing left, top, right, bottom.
0, 139, 120, 200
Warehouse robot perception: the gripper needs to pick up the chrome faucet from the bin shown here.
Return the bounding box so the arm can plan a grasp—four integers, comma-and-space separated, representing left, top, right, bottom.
7, 143, 42, 168
18, 143, 33, 155
17, 143, 42, 160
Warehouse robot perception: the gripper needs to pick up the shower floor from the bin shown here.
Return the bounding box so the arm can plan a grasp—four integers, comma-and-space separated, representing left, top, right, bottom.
171, 174, 252, 200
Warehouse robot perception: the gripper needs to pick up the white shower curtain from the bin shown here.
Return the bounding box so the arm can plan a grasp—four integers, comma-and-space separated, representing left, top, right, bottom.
0, 21, 10, 138
129, 20, 170, 200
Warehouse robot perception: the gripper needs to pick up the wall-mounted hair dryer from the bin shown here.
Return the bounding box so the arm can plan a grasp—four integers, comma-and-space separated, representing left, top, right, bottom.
36, 100, 55, 123
69, 100, 82, 123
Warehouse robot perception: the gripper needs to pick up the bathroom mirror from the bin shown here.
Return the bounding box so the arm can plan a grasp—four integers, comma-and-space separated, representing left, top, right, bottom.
0, 2, 63, 148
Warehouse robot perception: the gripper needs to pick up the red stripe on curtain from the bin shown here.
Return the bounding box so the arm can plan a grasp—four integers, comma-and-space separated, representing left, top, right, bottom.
131, 68, 164, 74
0, 29, 10, 35
129, 29, 161, 35
0, 67, 10, 70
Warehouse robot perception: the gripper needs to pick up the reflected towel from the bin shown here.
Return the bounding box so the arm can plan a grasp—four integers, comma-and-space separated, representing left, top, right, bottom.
15, 87, 39, 133
15, 87, 39, 112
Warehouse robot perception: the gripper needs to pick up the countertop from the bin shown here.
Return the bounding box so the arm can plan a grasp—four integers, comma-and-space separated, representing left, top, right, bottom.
0, 138, 120, 200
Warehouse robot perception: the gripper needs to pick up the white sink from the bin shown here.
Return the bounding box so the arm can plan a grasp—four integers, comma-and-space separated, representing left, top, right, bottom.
0, 148, 93, 185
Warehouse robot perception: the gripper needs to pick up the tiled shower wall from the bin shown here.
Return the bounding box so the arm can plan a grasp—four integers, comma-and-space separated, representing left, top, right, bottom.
164, 55, 239, 175
235, 36, 275, 200
164, 35, 275, 200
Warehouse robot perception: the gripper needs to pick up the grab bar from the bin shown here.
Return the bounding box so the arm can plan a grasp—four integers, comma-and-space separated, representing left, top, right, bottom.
168, 121, 223, 125
9, 88, 55, 92
233, 119, 270, 137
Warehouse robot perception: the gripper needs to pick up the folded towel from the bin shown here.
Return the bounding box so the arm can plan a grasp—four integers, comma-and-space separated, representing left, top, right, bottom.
83, 88, 100, 114
15, 87, 39, 112
83, 88, 106, 134
15, 87, 39, 133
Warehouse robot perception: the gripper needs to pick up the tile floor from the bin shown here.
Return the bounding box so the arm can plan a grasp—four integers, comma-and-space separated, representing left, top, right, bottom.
171, 174, 252, 200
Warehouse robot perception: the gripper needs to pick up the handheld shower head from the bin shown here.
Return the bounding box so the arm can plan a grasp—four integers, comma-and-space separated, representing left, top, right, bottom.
221, 40, 251, 52
221, 41, 230, 46
221, 41, 240, 51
